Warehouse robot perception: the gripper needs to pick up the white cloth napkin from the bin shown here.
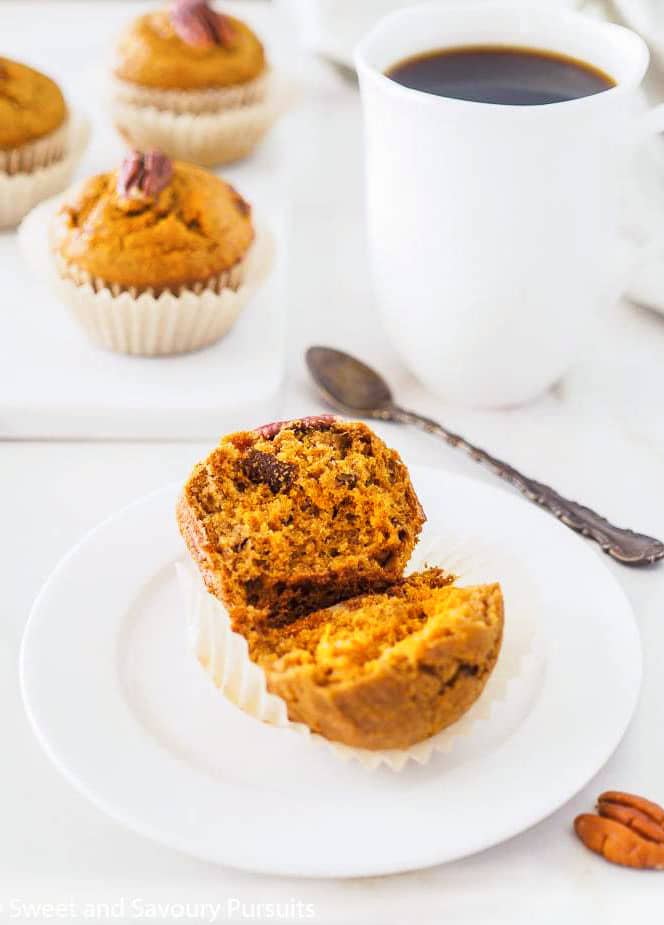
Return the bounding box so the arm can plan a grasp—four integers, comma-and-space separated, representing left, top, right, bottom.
603, 0, 664, 312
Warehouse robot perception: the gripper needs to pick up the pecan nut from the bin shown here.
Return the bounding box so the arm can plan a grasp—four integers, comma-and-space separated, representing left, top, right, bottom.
574, 791, 664, 870
117, 150, 173, 200
255, 415, 338, 440
599, 791, 664, 828
171, 0, 235, 49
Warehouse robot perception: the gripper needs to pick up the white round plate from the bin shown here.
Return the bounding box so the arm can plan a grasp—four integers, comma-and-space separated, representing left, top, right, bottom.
20, 465, 641, 878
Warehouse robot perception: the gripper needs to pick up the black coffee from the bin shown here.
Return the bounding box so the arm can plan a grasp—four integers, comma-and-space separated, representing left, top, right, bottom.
386, 45, 615, 105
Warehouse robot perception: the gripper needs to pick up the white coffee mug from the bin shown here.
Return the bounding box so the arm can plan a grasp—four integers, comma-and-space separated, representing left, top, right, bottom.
355, 2, 664, 406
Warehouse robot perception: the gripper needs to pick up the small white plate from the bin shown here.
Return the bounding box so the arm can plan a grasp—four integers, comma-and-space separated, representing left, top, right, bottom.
20, 465, 641, 878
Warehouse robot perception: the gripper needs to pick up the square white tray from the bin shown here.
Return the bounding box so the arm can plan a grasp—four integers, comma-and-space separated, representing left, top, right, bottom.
0, 1, 294, 439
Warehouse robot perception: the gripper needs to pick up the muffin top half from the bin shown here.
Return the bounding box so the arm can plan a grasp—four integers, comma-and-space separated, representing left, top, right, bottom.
177, 417, 427, 633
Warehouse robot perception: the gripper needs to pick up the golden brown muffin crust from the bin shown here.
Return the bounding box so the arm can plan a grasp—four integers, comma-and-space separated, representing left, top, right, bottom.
256, 574, 504, 750
52, 159, 254, 293
114, 8, 266, 90
0, 57, 67, 150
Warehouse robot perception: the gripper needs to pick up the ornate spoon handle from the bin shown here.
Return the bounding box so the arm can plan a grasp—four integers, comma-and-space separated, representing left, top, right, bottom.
390, 405, 664, 566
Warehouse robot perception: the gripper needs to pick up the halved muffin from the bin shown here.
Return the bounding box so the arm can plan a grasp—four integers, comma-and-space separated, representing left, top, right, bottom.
177, 417, 426, 632
251, 570, 504, 750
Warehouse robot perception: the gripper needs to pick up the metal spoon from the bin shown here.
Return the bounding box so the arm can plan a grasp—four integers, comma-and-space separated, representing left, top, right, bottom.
306, 346, 664, 566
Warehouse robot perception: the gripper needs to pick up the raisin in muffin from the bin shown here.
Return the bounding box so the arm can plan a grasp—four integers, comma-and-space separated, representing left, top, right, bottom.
177, 417, 426, 632
43, 149, 264, 355
111, 1, 281, 165
250, 569, 504, 750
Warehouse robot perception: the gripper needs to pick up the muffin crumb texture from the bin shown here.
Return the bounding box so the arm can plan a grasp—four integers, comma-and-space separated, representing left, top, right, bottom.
114, 7, 266, 90
253, 571, 504, 750
177, 419, 426, 633
52, 158, 254, 293
0, 57, 67, 151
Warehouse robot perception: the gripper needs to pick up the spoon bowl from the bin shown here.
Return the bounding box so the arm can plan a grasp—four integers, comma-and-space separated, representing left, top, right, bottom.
306, 346, 395, 416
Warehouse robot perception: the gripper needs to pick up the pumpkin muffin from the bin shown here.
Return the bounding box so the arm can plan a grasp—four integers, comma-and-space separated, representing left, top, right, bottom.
0, 57, 90, 229
53, 150, 253, 294
249, 570, 504, 750
111, 1, 281, 165
177, 417, 426, 632
45, 149, 265, 354
0, 57, 68, 175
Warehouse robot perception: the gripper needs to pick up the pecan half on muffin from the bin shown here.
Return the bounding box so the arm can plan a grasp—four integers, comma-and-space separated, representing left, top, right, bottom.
0, 57, 88, 228
49, 149, 264, 354
177, 417, 426, 634
251, 570, 504, 750
111, 1, 280, 165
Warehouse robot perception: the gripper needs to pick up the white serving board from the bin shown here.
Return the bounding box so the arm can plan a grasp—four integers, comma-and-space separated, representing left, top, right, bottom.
0, 2, 296, 439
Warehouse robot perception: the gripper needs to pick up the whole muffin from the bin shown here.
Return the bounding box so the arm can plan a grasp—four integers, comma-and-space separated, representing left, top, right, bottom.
0, 57, 68, 176
46, 149, 264, 354
111, 1, 280, 165
53, 150, 253, 294
250, 570, 504, 750
177, 417, 426, 633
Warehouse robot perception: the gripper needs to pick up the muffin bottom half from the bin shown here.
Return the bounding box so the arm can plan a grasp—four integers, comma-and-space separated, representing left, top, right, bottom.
254, 572, 505, 750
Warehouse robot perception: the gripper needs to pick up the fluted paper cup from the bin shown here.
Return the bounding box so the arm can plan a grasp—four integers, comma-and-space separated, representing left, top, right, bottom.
177, 535, 542, 772
111, 71, 270, 114
18, 193, 274, 356
0, 114, 90, 229
110, 70, 292, 166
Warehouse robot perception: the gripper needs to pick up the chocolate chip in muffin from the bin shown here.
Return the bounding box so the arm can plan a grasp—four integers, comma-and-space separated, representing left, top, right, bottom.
240, 449, 296, 494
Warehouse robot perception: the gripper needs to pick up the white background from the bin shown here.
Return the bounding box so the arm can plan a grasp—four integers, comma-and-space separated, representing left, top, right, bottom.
3, 2, 664, 922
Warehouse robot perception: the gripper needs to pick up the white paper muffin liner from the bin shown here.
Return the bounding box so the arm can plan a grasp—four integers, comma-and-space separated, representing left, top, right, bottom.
109, 70, 291, 166
111, 71, 270, 114
0, 118, 70, 175
0, 114, 90, 229
18, 192, 274, 356
177, 535, 543, 772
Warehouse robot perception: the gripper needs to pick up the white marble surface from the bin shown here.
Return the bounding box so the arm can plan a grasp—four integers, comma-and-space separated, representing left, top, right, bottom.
3, 3, 664, 922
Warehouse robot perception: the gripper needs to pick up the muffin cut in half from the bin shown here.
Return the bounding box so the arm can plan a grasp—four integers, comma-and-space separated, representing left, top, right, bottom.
177, 417, 426, 632
250, 569, 504, 750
